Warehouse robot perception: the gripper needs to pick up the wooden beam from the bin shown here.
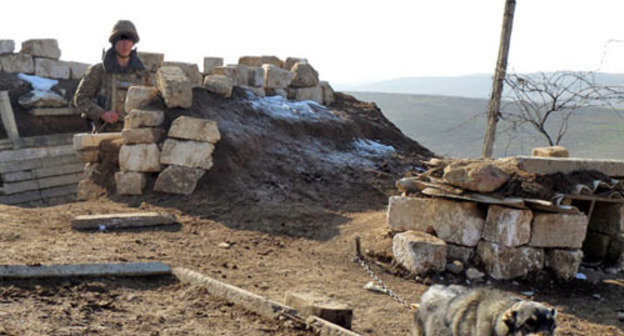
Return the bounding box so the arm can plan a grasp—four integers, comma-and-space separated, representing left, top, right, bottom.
71, 212, 177, 230
0, 262, 171, 279
0, 91, 20, 146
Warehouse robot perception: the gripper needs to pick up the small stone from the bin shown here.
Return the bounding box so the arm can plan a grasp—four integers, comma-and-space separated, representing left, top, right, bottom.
124, 86, 159, 114
363, 281, 388, 294
168, 116, 220, 143
154, 165, 205, 195
443, 162, 510, 193
392, 231, 446, 274
203, 57, 223, 75
21, 39, 61, 59
290, 62, 320, 87
124, 109, 165, 129
203, 75, 233, 98
446, 261, 464, 275
262, 64, 293, 89
532, 146, 569, 158
218, 242, 231, 249
465, 268, 485, 280
157, 66, 192, 109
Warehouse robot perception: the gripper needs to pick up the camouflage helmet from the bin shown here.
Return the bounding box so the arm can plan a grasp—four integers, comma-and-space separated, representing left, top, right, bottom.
109, 20, 139, 44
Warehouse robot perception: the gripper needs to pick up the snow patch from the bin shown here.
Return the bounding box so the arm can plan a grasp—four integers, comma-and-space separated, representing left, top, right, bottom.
248, 94, 337, 121
17, 73, 58, 91
305, 138, 395, 168
353, 139, 395, 157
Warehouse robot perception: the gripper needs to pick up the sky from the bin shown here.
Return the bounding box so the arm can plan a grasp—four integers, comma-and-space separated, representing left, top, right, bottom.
2, 0, 624, 85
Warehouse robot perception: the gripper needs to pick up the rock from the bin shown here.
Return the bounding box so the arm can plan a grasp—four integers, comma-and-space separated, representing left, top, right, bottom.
446, 244, 474, 263
121, 128, 164, 145
262, 64, 293, 89
284, 57, 307, 70
162, 62, 202, 87
284, 291, 353, 329
76, 149, 100, 164
0, 40, 14, 54
392, 231, 446, 274
115, 172, 146, 195
203, 57, 223, 75
290, 62, 320, 87
218, 242, 231, 249
532, 146, 569, 158
259, 56, 283, 67
287, 86, 323, 104
582, 231, 612, 260
465, 267, 485, 280
137, 52, 164, 72
238, 85, 265, 97
20, 39, 61, 59
157, 66, 192, 109
239, 55, 282, 67
0, 54, 34, 74
73, 132, 122, 151
588, 203, 624, 236
160, 139, 214, 170
247, 66, 264, 87
124, 109, 165, 129
212, 65, 248, 86
168, 116, 220, 143
124, 86, 159, 114
606, 233, 624, 264
546, 249, 583, 280
18, 90, 67, 108
67, 61, 90, 80
203, 75, 233, 98
264, 87, 287, 98
34, 58, 70, 79
320, 81, 335, 106
446, 261, 464, 275
476, 242, 544, 280
443, 162, 510, 193
529, 213, 589, 248
119, 143, 162, 172
154, 165, 205, 195
483, 206, 532, 247
363, 281, 389, 294
76, 178, 106, 201
387, 196, 485, 247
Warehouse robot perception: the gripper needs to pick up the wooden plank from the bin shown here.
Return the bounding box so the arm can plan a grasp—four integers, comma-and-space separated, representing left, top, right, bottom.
0, 145, 75, 163
1, 170, 34, 182
0, 154, 79, 174
27, 107, 79, 116
0, 91, 20, 144
71, 212, 177, 230
17, 133, 74, 149
38, 172, 84, 189
0, 190, 42, 205
40, 184, 78, 199
33, 163, 84, 179
2, 179, 40, 195
43, 194, 77, 206
0, 262, 171, 279
421, 188, 526, 208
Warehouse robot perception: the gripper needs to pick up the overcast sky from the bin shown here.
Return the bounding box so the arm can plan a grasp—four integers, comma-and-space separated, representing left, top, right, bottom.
2, 0, 624, 84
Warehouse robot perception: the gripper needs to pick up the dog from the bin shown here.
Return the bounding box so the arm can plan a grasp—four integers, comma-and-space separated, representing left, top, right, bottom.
412, 285, 557, 336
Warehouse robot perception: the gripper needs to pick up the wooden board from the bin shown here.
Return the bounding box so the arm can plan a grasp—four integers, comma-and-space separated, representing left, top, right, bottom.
0, 145, 75, 163
0, 155, 79, 174
71, 212, 177, 230
0, 262, 171, 279
0, 91, 20, 145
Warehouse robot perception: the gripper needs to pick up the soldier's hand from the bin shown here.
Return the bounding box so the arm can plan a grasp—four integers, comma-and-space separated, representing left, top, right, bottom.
100, 111, 119, 123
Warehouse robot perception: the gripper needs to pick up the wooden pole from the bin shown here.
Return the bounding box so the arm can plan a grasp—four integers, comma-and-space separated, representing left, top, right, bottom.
0, 91, 21, 148
482, 0, 516, 158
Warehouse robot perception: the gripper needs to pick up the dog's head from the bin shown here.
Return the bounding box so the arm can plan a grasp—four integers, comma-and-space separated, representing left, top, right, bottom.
502, 300, 557, 336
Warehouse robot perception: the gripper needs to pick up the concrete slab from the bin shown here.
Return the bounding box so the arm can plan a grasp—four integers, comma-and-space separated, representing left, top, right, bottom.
0, 262, 171, 278
0, 145, 75, 163
0, 190, 42, 205
0, 155, 78, 173
505, 156, 624, 176
40, 184, 78, 199
71, 212, 177, 230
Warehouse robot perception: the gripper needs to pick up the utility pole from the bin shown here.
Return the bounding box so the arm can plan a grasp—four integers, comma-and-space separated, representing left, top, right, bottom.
482, 0, 516, 158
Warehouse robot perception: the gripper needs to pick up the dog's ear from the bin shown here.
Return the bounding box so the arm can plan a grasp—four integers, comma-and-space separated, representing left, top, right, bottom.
503, 308, 518, 329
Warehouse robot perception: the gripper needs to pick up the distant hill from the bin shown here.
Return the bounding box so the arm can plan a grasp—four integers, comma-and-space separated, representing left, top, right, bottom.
346, 91, 624, 159
339, 73, 624, 99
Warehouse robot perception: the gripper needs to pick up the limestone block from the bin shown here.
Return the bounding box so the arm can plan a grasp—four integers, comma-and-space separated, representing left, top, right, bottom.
582, 231, 611, 260
290, 62, 320, 87
67, 61, 90, 79
34, 58, 70, 79
247, 66, 264, 87
115, 171, 146, 195
0, 54, 34, 74
606, 233, 624, 263
239, 55, 282, 67
443, 162, 510, 193
320, 81, 335, 106
119, 143, 162, 172
137, 52, 164, 72
483, 205, 532, 247
262, 64, 293, 89
476, 242, 544, 280
387, 196, 485, 246
588, 203, 624, 235
168, 116, 220, 143
73, 132, 122, 151
154, 165, 205, 195
284, 57, 307, 70
203, 57, 223, 75
124, 109, 165, 129
546, 249, 583, 280
0, 40, 15, 54
284, 291, 352, 329
259, 55, 283, 67
392, 231, 446, 274
213, 65, 248, 86
157, 66, 193, 109
21, 39, 61, 59
532, 146, 569, 158
162, 62, 202, 87
529, 213, 589, 248
446, 244, 474, 263
124, 86, 159, 114
121, 128, 164, 145
203, 75, 233, 98
160, 139, 214, 170
287, 86, 323, 104
238, 85, 265, 97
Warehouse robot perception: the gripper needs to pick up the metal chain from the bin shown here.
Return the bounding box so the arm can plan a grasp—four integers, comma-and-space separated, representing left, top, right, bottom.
354, 254, 415, 312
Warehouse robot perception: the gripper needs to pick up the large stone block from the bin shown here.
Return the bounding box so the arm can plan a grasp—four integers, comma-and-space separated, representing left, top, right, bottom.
483, 206, 532, 247
154, 165, 205, 195
588, 203, 624, 235
505, 156, 624, 176
320, 81, 335, 106
160, 139, 214, 170
532, 146, 569, 158
443, 162, 510, 193
476, 242, 544, 280
168, 116, 220, 143
0, 40, 15, 54
157, 66, 192, 109
73, 132, 122, 151
0, 54, 34, 74
67, 61, 90, 79
284, 291, 352, 329
262, 64, 293, 89
239, 55, 282, 67
387, 196, 485, 246
213, 65, 248, 86
247, 66, 264, 87
137, 52, 164, 72
582, 231, 611, 260
162, 62, 202, 87
124, 109, 165, 129
529, 213, 588, 248
283, 57, 307, 71
119, 144, 162, 172
290, 62, 320, 87
121, 128, 164, 145
203, 75, 233, 98
124, 86, 159, 114
115, 171, 146, 195
393, 231, 446, 274
446, 244, 474, 263
546, 249, 583, 280
287, 86, 323, 104
34, 58, 70, 79
203, 57, 223, 75
21, 39, 61, 59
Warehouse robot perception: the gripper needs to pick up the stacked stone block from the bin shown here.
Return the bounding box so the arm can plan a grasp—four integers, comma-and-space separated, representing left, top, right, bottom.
582, 202, 624, 264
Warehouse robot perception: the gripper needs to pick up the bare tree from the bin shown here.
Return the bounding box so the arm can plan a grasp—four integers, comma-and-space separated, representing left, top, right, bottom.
500, 71, 624, 146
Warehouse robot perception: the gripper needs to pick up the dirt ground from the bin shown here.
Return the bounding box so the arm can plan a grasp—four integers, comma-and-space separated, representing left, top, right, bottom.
0, 199, 622, 336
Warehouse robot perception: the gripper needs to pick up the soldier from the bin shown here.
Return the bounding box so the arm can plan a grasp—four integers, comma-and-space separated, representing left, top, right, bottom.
73, 20, 148, 131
